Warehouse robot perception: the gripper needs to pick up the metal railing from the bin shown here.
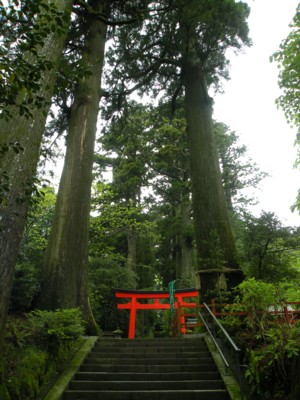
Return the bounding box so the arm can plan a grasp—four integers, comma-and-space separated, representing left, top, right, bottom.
199, 302, 253, 400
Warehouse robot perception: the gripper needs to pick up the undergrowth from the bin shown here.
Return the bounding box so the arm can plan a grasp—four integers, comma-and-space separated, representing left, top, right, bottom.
221, 279, 300, 400
1, 308, 84, 400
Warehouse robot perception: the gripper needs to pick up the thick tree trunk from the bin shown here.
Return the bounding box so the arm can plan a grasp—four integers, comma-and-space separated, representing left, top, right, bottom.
0, 0, 73, 342
38, 0, 107, 334
175, 201, 194, 288
183, 59, 243, 299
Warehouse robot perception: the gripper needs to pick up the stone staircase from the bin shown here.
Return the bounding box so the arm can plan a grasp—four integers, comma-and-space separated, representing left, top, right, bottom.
62, 337, 230, 400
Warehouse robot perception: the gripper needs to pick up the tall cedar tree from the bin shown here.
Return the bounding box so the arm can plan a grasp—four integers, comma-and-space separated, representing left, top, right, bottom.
38, 0, 151, 332
106, 0, 251, 298
145, 103, 194, 286
0, 0, 73, 342
101, 102, 153, 281
215, 122, 267, 212
100, 101, 194, 286
37, 0, 107, 334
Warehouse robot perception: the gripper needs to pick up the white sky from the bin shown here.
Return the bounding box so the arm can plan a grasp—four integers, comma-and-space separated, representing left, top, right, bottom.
213, 0, 300, 226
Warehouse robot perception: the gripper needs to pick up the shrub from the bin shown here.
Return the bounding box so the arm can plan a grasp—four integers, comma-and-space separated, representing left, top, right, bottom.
28, 308, 84, 353
2, 309, 85, 399
226, 279, 300, 399
5, 347, 48, 400
89, 259, 136, 332
245, 323, 300, 399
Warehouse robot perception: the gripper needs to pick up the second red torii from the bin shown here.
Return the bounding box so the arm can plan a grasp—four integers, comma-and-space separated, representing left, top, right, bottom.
115, 288, 199, 339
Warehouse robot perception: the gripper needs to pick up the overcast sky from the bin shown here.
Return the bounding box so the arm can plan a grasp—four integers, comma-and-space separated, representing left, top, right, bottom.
213, 0, 300, 226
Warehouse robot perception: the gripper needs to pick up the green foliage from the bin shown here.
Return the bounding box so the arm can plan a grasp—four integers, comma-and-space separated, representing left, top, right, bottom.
2, 310, 84, 400
9, 186, 56, 313
157, 309, 173, 338
106, 0, 251, 100
10, 262, 40, 313
90, 180, 159, 288
0, 0, 71, 119
237, 211, 300, 282
28, 308, 84, 353
18, 186, 56, 262
285, 281, 300, 303
89, 258, 137, 332
271, 7, 300, 131
223, 279, 300, 399
271, 6, 300, 219
5, 346, 48, 400
215, 121, 268, 212
236, 279, 279, 335
91, 183, 156, 244
244, 324, 300, 399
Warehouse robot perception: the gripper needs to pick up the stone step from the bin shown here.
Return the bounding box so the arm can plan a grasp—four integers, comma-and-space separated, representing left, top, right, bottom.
95, 340, 205, 349
96, 338, 203, 343
84, 357, 214, 365
69, 379, 226, 391
63, 389, 230, 400
75, 371, 222, 381
93, 345, 207, 352
88, 350, 211, 358
78, 363, 218, 373
62, 338, 230, 400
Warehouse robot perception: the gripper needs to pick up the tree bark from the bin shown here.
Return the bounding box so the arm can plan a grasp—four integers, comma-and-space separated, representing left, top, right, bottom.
126, 189, 140, 287
183, 58, 242, 299
127, 228, 137, 276
38, 0, 107, 334
0, 0, 73, 343
175, 201, 194, 288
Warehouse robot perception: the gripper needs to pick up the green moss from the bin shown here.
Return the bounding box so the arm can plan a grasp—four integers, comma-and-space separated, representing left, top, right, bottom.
44, 337, 98, 400
2, 310, 86, 400
0, 358, 10, 400
6, 347, 47, 399
3, 338, 84, 400
0, 385, 10, 400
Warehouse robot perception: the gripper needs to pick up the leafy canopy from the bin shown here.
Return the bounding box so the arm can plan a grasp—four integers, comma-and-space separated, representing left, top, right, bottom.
0, 0, 71, 120
271, 7, 300, 131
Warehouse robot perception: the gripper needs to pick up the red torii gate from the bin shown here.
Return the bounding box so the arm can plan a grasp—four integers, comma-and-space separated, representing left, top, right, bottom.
115, 288, 199, 339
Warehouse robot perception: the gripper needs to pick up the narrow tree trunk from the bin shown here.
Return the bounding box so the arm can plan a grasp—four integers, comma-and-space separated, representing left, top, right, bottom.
126, 188, 140, 287
183, 58, 243, 299
38, 0, 107, 334
127, 229, 137, 273
0, 0, 73, 342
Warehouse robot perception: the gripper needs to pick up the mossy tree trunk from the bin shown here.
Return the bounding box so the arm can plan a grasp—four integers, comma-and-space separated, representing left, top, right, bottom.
38, 0, 107, 334
175, 200, 194, 288
183, 53, 242, 300
0, 0, 73, 343
126, 190, 140, 288
127, 229, 137, 275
